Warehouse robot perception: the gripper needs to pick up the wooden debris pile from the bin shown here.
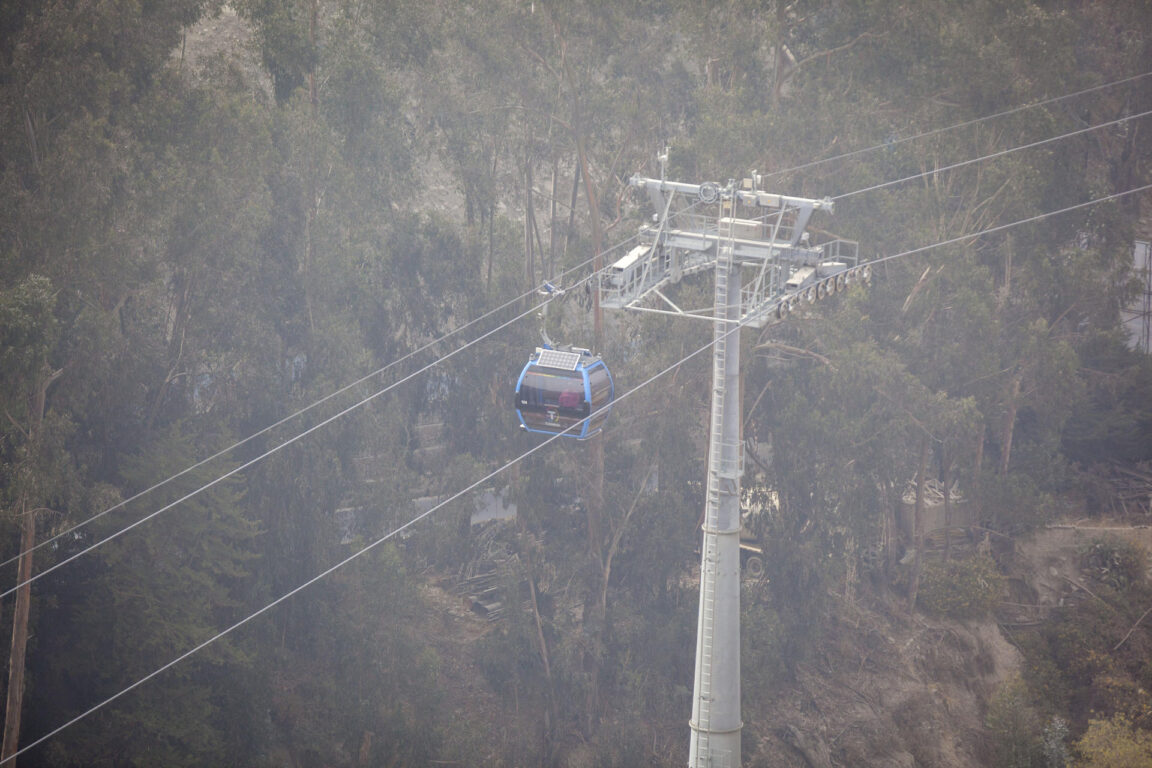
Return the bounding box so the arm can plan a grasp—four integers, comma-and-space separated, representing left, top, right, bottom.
1086, 461, 1152, 518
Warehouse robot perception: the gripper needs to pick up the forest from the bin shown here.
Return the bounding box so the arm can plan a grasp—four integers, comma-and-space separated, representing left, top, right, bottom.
1, 0, 1152, 766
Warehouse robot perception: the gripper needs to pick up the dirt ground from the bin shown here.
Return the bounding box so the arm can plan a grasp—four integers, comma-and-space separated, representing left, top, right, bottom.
745, 519, 1152, 767
1014, 519, 1152, 608
741, 595, 1017, 767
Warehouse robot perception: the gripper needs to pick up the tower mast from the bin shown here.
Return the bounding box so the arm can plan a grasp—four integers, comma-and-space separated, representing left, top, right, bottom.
602, 162, 860, 767
689, 212, 744, 766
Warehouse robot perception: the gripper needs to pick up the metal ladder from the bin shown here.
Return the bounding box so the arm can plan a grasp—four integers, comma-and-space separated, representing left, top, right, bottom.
693, 354, 725, 767
693, 531, 718, 765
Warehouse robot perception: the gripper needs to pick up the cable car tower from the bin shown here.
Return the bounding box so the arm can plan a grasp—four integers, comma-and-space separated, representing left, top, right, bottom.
601, 151, 862, 768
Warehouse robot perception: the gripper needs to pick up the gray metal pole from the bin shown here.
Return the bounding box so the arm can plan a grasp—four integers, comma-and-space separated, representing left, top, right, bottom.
688, 242, 743, 768
611, 168, 845, 768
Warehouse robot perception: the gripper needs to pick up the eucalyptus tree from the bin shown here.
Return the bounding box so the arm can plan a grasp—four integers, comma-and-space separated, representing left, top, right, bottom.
26, 424, 261, 767
0, 0, 228, 759
0, 277, 73, 762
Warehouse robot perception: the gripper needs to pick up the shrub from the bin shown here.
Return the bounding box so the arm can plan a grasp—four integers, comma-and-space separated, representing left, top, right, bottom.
985, 677, 1042, 768
1041, 716, 1070, 768
1074, 713, 1152, 767
1079, 537, 1147, 591
917, 554, 1005, 619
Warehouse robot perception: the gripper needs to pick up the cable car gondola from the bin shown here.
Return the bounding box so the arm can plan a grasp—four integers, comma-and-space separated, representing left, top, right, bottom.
514, 346, 614, 439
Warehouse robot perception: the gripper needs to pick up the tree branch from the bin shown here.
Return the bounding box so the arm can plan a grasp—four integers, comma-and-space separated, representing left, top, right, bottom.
752, 342, 836, 369
4, 409, 30, 441
901, 266, 935, 313
783, 31, 887, 86
1113, 603, 1152, 651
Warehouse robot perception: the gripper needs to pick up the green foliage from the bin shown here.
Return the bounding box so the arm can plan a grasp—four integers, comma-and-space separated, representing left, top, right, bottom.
1074, 714, 1152, 768
607, 590, 695, 722
29, 423, 262, 766
980, 472, 1056, 536
741, 591, 790, 700
917, 554, 1005, 619
475, 593, 549, 698
759, 537, 828, 677
0, 0, 1149, 764
1080, 537, 1147, 592
0, 274, 66, 499
1064, 339, 1152, 466
235, 0, 316, 102
261, 545, 448, 767
986, 677, 1043, 768
1017, 575, 1152, 734
0, 275, 58, 391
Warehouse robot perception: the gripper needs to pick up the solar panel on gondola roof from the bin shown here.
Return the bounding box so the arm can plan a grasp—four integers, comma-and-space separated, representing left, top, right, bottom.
537, 349, 582, 371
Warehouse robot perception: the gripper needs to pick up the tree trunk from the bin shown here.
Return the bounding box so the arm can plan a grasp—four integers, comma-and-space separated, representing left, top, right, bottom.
307, 0, 318, 109
302, 0, 319, 336
562, 165, 579, 266
1, 505, 35, 765
999, 369, 1024, 475
2, 365, 60, 764
573, 128, 603, 346
146, 269, 193, 431
906, 435, 931, 613
303, 175, 317, 337
941, 446, 954, 562
548, 152, 559, 278
562, 43, 609, 735
972, 420, 985, 523
485, 145, 499, 293
573, 130, 605, 731
519, 533, 557, 756
881, 478, 897, 578
523, 155, 535, 289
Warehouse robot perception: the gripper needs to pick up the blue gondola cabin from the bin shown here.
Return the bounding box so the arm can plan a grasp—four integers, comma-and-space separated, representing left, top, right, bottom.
514, 347, 614, 439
